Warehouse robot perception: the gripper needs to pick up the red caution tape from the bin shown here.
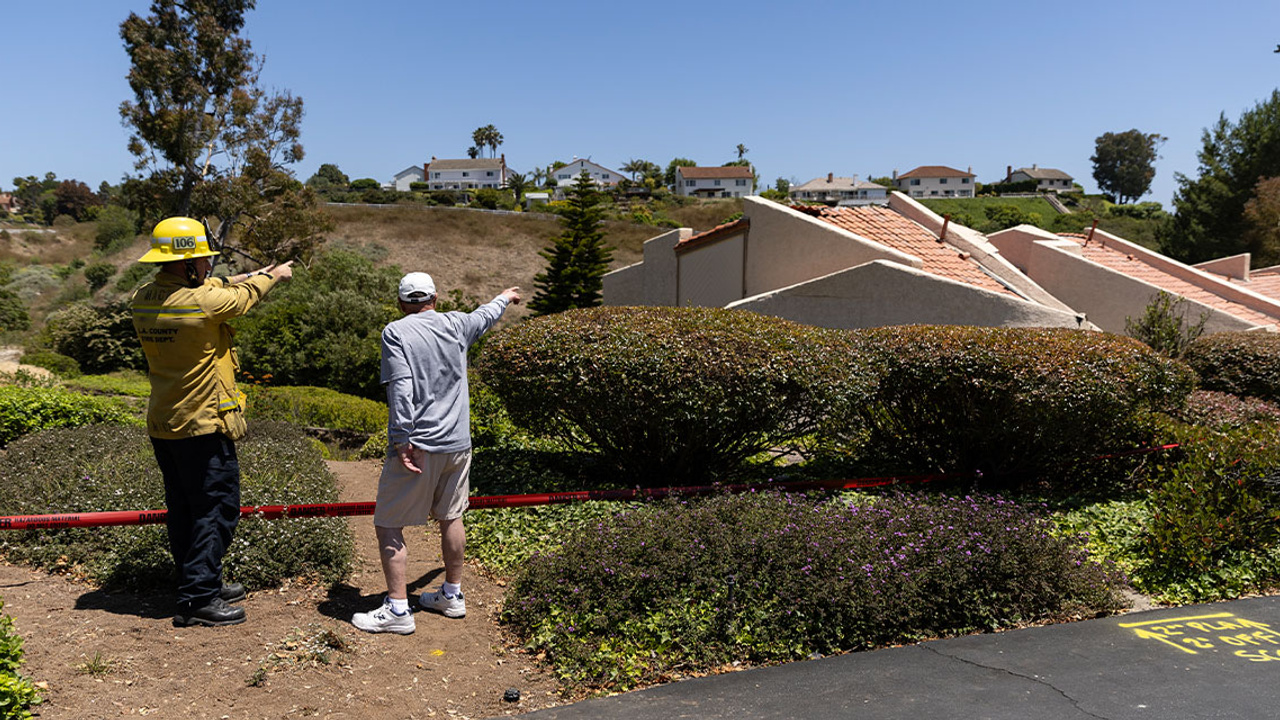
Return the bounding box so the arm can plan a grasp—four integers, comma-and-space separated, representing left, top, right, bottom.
0, 443, 1180, 532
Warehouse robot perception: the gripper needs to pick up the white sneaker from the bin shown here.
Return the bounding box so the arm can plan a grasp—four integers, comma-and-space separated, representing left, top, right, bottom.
420, 588, 466, 618
352, 599, 416, 634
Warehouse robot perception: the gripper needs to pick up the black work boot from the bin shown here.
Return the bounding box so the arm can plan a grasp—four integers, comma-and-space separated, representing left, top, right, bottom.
173, 596, 246, 627
220, 582, 246, 603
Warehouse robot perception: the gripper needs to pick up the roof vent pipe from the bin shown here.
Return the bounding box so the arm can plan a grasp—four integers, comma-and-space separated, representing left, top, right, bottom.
939, 214, 950, 243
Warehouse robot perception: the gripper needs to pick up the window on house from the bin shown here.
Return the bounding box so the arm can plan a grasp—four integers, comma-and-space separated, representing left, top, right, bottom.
939, 178, 948, 185
714, 179, 721, 186
931, 190, 938, 196
913, 191, 923, 197
432, 172, 440, 179
486, 171, 494, 177
961, 178, 970, 184
910, 179, 920, 186
686, 180, 696, 187
736, 179, 746, 186
558, 173, 570, 180
462, 172, 470, 177
602, 173, 610, 179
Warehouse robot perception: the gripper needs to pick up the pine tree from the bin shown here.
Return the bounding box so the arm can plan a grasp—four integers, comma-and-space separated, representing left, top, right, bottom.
529, 171, 613, 316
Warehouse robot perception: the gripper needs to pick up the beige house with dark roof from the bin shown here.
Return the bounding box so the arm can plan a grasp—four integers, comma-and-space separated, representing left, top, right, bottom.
893, 165, 976, 199
789, 174, 889, 206
675, 166, 755, 198
603, 194, 1084, 330
1005, 165, 1075, 193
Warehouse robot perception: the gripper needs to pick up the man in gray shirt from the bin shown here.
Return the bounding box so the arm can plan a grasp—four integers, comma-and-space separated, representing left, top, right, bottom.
353, 272, 521, 634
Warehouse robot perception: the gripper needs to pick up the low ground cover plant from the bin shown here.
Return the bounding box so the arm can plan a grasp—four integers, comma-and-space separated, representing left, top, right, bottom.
245, 385, 387, 433
1183, 331, 1280, 402
840, 326, 1195, 486
0, 422, 353, 590
0, 598, 41, 719
478, 307, 869, 485
0, 386, 137, 446
503, 490, 1125, 693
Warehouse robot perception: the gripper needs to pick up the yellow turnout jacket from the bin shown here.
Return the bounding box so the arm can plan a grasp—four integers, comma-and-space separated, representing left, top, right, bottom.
131, 272, 277, 441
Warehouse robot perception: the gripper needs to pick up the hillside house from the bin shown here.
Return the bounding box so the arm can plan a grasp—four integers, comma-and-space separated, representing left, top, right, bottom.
0, 193, 17, 215
423, 156, 509, 191
987, 225, 1280, 333
603, 194, 1082, 330
893, 165, 976, 199
789, 174, 889, 206
1004, 165, 1075, 193
552, 158, 623, 195
675, 166, 755, 198
392, 165, 425, 191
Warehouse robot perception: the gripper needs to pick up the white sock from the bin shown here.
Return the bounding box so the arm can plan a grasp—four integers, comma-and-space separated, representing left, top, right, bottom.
388, 597, 410, 615
442, 581, 461, 598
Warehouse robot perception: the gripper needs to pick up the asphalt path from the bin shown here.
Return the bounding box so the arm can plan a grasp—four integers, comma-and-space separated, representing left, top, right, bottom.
523, 595, 1280, 719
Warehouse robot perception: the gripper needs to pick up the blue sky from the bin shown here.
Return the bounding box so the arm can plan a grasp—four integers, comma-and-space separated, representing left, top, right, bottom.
3, 1, 1279, 206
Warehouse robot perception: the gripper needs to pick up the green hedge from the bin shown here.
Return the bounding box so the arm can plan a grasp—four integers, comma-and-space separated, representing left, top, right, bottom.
842, 326, 1195, 483
0, 386, 138, 446
0, 599, 40, 719
0, 423, 354, 590
245, 385, 387, 433
504, 491, 1124, 692
477, 307, 870, 485
1183, 331, 1280, 402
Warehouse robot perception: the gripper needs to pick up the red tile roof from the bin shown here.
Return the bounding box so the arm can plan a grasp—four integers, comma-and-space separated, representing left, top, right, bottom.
896, 165, 974, 180
1238, 267, 1280, 303
675, 218, 749, 254
677, 166, 754, 179
794, 205, 1015, 296
1055, 234, 1277, 326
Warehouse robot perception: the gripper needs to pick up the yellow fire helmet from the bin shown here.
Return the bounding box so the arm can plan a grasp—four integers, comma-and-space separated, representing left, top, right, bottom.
136, 216, 220, 264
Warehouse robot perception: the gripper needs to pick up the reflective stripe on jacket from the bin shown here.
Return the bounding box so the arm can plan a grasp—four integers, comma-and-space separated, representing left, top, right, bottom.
131, 272, 276, 440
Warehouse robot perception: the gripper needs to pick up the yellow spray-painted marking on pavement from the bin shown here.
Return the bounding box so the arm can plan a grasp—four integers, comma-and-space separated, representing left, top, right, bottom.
1119, 612, 1280, 661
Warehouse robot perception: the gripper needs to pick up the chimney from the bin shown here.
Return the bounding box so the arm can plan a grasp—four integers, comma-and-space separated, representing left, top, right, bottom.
892, 169, 898, 180
1032, 163, 1038, 170
852, 174, 859, 183
432, 156, 437, 162
1006, 165, 1012, 180
827, 172, 833, 183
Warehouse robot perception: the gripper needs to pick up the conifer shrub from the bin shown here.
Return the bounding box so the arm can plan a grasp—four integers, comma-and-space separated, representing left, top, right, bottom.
841, 326, 1195, 484
245, 386, 387, 433
1183, 331, 1280, 402
0, 423, 354, 591
477, 307, 870, 485
0, 386, 136, 446
503, 491, 1125, 692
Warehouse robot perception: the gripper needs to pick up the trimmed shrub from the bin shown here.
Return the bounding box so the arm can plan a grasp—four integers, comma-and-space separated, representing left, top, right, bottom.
504, 491, 1125, 692
245, 385, 387, 433
1176, 390, 1280, 429
1183, 331, 1280, 402
1139, 422, 1280, 602
0, 386, 136, 446
113, 263, 156, 293
0, 422, 354, 590
43, 302, 144, 374
18, 350, 80, 378
842, 326, 1196, 484
477, 307, 870, 484
0, 599, 41, 719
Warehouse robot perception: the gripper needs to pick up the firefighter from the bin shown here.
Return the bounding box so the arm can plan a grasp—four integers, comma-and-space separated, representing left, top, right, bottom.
131, 216, 293, 627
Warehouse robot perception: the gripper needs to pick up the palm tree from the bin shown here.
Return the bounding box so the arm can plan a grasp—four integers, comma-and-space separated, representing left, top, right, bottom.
506, 171, 528, 206
467, 146, 479, 159
484, 124, 504, 158
622, 158, 646, 182
736, 143, 749, 161
531, 167, 546, 187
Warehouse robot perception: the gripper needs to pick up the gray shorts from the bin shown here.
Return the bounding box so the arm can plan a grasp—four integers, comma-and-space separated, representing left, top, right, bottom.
372, 448, 472, 527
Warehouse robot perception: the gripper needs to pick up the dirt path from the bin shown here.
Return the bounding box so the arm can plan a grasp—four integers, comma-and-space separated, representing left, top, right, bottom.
0, 459, 562, 719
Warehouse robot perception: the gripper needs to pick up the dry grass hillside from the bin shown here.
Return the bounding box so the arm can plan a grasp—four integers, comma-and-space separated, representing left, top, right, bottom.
0, 197, 744, 327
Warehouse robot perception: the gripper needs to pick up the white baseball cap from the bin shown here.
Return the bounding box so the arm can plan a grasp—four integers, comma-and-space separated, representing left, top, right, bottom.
398, 272, 436, 303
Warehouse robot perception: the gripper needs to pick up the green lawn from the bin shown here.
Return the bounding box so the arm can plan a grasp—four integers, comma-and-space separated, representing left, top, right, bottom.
919, 195, 1061, 220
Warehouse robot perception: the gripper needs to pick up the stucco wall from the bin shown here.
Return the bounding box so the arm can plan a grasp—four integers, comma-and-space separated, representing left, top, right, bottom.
740, 197, 920, 298
730, 260, 1084, 330
603, 262, 644, 305
679, 234, 745, 307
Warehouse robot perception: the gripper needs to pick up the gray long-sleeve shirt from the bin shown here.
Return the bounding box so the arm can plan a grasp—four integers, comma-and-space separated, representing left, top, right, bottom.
380, 295, 510, 453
